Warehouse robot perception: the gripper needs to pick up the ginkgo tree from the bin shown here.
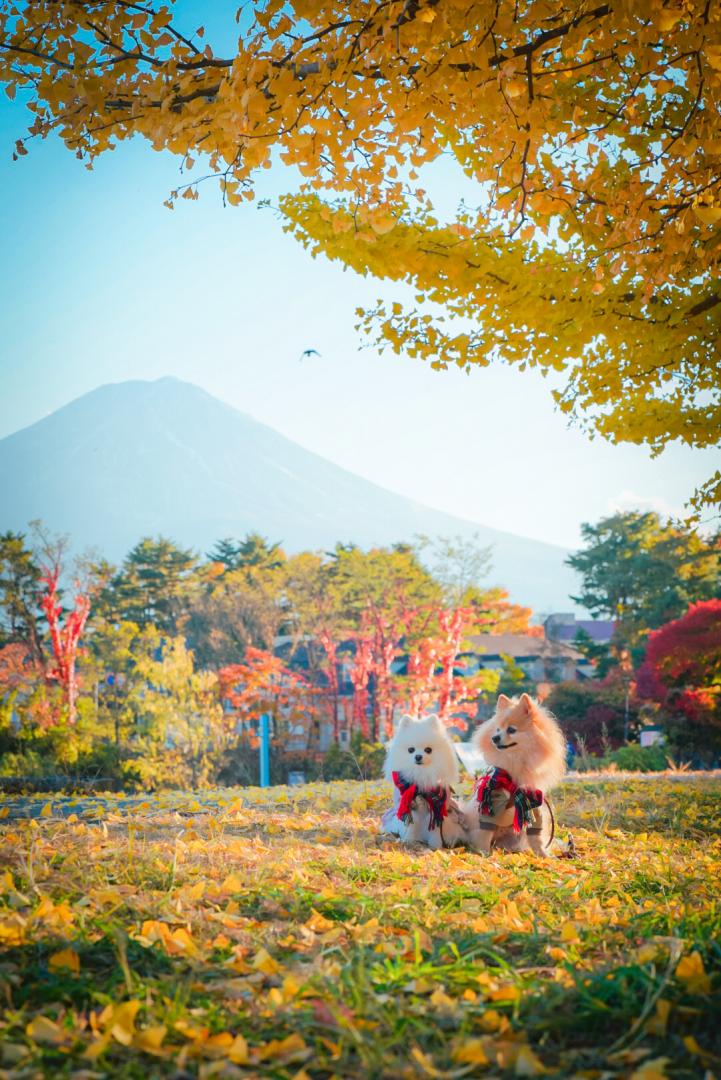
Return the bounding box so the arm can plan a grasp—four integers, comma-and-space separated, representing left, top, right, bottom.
1, 1, 719, 506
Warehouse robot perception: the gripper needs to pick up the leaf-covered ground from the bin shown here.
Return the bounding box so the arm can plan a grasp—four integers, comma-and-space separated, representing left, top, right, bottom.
0, 777, 719, 1079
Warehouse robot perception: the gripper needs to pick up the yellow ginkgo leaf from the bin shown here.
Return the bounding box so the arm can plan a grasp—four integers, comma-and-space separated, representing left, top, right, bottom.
515, 1044, 550, 1076
304, 908, 335, 933
252, 946, 281, 975
675, 951, 711, 994
0, 916, 26, 946
227, 1033, 249, 1064
693, 205, 721, 227
49, 947, 80, 975
453, 1038, 489, 1066
256, 1032, 309, 1063
410, 1046, 444, 1077
109, 1000, 142, 1045
133, 1024, 167, 1055
629, 1056, 670, 1080
26, 1016, 65, 1045
429, 987, 457, 1012
219, 872, 244, 894
505, 79, 527, 99
645, 998, 671, 1036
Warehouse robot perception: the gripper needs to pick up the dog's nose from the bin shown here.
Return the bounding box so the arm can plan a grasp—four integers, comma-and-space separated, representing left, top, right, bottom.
491, 733, 502, 745
414, 753, 423, 763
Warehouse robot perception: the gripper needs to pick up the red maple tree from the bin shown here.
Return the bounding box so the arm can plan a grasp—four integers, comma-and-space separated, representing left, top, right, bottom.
637, 600, 721, 747
39, 566, 91, 725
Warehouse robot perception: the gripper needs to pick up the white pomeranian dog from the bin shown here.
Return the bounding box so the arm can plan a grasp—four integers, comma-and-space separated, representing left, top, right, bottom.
458, 693, 567, 856
381, 713, 467, 849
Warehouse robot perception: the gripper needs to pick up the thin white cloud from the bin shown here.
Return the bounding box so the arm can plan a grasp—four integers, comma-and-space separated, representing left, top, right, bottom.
607, 490, 680, 518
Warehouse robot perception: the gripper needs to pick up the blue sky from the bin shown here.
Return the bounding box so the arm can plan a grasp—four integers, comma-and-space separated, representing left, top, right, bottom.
0, 5, 716, 550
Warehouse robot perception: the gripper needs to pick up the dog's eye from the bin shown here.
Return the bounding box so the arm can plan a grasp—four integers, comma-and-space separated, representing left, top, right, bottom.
507, 726, 517, 735
424, 747, 432, 754
408, 746, 415, 753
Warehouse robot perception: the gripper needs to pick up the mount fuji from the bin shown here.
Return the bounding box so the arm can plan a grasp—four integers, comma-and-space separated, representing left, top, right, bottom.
0, 377, 580, 611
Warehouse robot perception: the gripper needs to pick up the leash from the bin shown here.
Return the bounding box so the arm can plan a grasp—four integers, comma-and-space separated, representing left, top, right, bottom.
544, 796, 555, 849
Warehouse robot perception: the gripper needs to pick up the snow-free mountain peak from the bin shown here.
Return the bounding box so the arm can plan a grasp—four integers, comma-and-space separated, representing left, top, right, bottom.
0, 378, 579, 611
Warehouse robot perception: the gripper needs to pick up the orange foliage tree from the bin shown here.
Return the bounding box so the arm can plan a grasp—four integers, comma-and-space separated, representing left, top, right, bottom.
218, 646, 317, 750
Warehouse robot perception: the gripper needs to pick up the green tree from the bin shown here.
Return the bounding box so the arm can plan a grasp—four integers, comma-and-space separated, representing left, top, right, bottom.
82, 619, 160, 774
496, 653, 536, 699
101, 537, 198, 634
326, 543, 441, 630
572, 629, 614, 680
568, 513, 720, 654
207, 538, 242, 572
0, 531, 45, 665
207, 533, 284, 575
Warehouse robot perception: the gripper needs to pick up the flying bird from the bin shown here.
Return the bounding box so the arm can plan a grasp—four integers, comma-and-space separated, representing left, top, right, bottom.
298, 348, 321, 362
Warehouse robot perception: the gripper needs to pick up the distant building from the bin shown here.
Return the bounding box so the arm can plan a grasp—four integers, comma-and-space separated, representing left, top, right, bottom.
466, 633, 583, 684
639, 725, 664, 748
544, 612, 615, 646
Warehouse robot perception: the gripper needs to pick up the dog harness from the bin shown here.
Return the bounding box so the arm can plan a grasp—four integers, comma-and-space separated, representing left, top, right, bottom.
474, 767, 544, 834
391, 771, 449, 831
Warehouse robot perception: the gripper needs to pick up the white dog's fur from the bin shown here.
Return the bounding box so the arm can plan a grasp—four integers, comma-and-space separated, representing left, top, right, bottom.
458, 693, 567, 856
382, 714, 466, 849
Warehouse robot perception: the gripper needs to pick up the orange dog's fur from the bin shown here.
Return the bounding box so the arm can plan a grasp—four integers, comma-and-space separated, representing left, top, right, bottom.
459, 693, 567, 856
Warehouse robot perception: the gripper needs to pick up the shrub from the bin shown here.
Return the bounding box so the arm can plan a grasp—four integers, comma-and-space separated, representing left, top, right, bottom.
320, 733, 385, 782
579, 743, 670, 773
545, 679, 639, 753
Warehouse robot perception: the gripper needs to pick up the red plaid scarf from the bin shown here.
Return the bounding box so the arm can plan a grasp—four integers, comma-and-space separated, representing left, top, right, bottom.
475, 767, 543, 834
392, 771, 449, 830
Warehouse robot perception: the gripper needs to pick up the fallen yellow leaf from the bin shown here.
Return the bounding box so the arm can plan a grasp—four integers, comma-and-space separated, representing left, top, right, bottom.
410, 1046, 444, 1077
133, 1024, 167, 1055
560, 921, 581, 943
109, 1000, 142, 1045
305, 908, 335, 933
645, 998, 671, 1036
515, 1044, 550, 1075
219, 872, 244, 894
453, 1037, 489, 1066
252, 946, 281, 976
676, 951, 711, 994
49, 947, 80, 975
256, 1032, 309, 1063
629, 1056, 670, 1080
26, 1016, 65, 1045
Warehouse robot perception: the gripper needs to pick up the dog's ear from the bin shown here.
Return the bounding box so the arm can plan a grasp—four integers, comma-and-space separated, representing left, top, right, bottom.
497, 693, 512, 711
397, 714, 413, 730
519, 693, 534, 716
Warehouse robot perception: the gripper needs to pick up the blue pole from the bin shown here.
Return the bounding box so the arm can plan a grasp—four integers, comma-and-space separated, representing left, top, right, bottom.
260, 713, 270, 787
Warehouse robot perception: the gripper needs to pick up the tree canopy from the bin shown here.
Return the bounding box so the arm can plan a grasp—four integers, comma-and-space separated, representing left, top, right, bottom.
637, 599, 721, 755
568, 510, 720, 652
1, 1, 719, 507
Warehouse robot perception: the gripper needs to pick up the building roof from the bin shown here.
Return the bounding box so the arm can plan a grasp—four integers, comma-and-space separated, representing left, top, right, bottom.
553, 620, 615, 644
467, 633, 582, 661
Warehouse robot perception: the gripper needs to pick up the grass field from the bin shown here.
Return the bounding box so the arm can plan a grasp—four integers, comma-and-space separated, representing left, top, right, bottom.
0, 776, 719, 1079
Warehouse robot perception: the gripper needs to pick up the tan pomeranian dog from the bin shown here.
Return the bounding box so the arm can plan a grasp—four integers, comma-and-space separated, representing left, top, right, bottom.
458, 693, 566, 856
380, 714, 467, 850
